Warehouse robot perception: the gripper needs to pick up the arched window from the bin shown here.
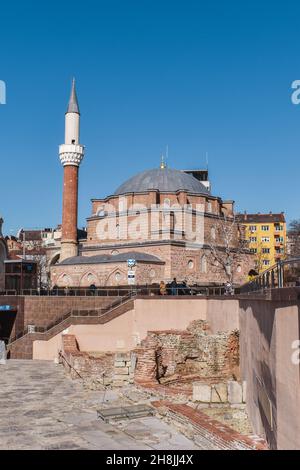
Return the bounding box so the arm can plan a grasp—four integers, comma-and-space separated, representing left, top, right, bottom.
62, 274, 71, 287
211, 226, 216, 240
97, 207, 105, 217
188, 260, 194, 269
201, 254, 207, 273
87, 273, 95, 284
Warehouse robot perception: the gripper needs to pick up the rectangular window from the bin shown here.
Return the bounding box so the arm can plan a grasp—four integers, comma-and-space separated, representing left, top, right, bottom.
249, 236, 257, 242
262, 260, 270, 266
249, 226, 257, 232
250, 248, 257, 254
261, 237, 270, 243
262, 248, 270, 254
261, 225, 269, 231
274, 224, 283, 231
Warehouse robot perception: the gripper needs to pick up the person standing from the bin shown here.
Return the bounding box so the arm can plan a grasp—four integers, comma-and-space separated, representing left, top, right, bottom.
170, 278, 178, 296
160, 280, 167, 295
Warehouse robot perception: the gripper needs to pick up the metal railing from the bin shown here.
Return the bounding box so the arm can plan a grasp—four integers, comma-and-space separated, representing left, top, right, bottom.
0, 288, 136, 297
8, 291, 137, 344
0, 284, 227, 297
239, 257, 300, 294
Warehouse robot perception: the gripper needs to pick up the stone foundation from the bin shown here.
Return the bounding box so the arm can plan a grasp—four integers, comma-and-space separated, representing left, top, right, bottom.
192, 380, 246, 405
60, 334, 134, 388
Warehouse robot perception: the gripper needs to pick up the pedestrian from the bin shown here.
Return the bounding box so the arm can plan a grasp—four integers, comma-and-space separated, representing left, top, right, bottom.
170, 277, 177, 296
224, 281, 233, 295
160, 280, 167, 295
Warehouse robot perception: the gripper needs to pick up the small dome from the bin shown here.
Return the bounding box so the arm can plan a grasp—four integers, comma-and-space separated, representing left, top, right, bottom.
114, 167, 209, 195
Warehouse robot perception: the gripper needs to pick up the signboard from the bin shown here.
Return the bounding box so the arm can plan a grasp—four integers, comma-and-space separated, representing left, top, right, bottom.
127, 259, 136, 268
0, 306, 13, 312
128, 270, 136, 285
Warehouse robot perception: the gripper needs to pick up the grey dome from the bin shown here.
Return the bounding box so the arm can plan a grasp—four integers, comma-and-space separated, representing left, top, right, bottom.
114, 167, 209, 195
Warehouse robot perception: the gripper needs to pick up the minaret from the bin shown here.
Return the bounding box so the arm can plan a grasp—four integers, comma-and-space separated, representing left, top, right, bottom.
59, 79, 85, 261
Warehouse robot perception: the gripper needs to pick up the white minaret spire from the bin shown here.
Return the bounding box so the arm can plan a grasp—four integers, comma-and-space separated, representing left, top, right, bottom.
59, 78, 84, 166
59, 79, 85, 262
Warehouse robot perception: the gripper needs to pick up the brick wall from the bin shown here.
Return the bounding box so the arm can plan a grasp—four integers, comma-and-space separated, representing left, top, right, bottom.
52, 243, 251, 287
60, 335, 134, 388
22, 296, 118, 329
60, 334, 114, 382
134, 320, 240, 386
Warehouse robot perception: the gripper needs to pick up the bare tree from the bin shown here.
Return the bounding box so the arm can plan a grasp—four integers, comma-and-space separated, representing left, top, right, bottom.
288, 219, 300, 257
207, 214, 249, 284
251, 240, 269, 274
284, 219, 300, 285
33, 254, 50, 289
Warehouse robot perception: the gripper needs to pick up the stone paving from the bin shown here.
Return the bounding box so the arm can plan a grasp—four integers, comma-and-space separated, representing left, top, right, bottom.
0, 360, 200, 450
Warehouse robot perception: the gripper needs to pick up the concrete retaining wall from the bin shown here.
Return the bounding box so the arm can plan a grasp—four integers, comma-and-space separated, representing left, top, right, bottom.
239, 291, 300, 450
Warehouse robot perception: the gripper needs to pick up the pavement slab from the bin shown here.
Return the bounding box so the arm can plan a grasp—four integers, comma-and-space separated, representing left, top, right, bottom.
0, 360, 199, 450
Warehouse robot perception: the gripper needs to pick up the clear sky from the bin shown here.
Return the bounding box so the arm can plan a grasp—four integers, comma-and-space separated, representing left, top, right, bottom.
1, 0, 300, 234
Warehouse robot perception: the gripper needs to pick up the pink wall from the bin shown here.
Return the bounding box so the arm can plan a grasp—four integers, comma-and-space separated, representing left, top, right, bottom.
239, 296, 300, 450
206, 298, 239, 333
33, 297, 242, 360
33, 298, 207, 359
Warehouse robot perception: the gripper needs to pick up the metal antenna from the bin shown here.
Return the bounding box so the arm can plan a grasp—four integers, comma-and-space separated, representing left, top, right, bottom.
205, 151, 209, 171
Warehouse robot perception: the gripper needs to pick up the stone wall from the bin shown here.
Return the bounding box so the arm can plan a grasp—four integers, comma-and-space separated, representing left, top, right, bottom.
192, 380, 246, 405
51, 259, 165, 287
60, 334, 134, 388
52, 241, 251, 287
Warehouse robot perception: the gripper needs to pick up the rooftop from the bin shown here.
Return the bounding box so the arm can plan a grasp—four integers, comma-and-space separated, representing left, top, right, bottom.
59, 251, 164, 266
114, 167, 210, 196
236, 213, 285, 224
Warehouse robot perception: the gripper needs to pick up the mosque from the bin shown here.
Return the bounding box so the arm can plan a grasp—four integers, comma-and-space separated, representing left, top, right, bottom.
50, 81, 251, 288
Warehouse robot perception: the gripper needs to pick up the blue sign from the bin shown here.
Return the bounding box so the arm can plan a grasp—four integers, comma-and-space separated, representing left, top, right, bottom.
0, 305, 13, 311
127, 259, 136, 268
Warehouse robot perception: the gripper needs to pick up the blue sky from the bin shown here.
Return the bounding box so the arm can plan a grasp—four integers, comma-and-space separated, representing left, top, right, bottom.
0, 0, 300, 233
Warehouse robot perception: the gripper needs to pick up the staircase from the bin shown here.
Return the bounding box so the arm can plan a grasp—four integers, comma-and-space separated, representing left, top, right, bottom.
8, 292, 137, 359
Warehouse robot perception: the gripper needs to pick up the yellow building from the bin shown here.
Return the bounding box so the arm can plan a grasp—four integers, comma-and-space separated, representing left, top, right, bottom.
237, 212, 286, 273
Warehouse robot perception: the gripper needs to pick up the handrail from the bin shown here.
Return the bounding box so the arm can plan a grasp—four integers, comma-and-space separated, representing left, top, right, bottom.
1, 284, 227, 297
239, 257, 300, 294
8, 290, 138, 345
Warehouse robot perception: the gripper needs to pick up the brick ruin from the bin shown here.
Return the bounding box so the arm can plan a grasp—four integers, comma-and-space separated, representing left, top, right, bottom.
60, 320, 240, 395
60, 335, 134, 388
134, 320, 240, 388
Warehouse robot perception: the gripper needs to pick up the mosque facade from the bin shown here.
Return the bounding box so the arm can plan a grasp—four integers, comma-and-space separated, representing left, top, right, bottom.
50, 82, 252, 288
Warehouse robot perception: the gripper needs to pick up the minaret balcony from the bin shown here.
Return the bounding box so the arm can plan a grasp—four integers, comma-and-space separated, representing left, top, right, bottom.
59, 144, 85, 167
